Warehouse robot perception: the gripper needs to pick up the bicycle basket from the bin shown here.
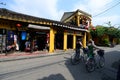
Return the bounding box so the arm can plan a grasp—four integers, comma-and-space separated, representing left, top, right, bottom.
83, 48, 89, 54
97, 50, 104, 57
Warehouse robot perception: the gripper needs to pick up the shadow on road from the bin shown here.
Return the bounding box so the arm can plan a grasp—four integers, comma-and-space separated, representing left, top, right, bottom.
38, 73, 66, 80
64, 50, 120, 80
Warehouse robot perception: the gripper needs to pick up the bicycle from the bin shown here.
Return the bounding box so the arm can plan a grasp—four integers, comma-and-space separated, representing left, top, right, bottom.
85, 49, 105, 72
71, 48, 88, 65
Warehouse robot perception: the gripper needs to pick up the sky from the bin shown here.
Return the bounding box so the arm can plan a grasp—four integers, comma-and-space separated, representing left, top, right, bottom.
0, 0, 120, 27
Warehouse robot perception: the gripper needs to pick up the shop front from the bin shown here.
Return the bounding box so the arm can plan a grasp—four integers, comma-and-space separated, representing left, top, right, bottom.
0, 8, 89, 54
27, 24, 50, 52
0, 29, 6, 53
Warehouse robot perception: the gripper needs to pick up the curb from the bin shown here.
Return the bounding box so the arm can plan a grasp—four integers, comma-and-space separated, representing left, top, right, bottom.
0, 51, 74, 62
0, 45, 120, 62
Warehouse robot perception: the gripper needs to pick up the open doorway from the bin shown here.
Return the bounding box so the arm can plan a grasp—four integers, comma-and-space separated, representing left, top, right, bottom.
55, 33, 63, 50
36, 32, 47, 51
67, 35, 73, 49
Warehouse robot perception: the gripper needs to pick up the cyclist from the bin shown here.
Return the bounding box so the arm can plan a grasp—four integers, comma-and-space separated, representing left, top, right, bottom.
75, 39, 83, 60
85, 39, 105, 72
87, 39, 100, 57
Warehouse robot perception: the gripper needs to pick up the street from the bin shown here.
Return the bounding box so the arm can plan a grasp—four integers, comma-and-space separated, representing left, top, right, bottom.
0, 45, 120, 80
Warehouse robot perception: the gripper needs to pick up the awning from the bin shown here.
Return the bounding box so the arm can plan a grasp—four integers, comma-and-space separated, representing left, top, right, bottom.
28, 24, 50, 30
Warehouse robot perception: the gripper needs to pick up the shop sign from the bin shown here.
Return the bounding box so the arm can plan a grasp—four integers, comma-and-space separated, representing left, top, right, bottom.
28, 24, 50, 30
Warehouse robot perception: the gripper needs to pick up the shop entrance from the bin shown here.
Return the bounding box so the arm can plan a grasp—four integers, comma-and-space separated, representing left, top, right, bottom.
76, 36, 82, 42
67, 35, 73, 49
55, 33, 63, 50
19, 31, 48, 51
35, 32, 47, 51
19, 31, 27, 51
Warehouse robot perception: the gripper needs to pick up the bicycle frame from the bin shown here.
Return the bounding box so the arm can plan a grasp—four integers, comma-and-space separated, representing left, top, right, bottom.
85, 49, 105, 72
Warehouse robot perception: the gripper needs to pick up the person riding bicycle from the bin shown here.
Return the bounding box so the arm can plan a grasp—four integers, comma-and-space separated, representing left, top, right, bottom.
87, 39, 100, 57
75, 39, 83, 60
85, 39, 104, 72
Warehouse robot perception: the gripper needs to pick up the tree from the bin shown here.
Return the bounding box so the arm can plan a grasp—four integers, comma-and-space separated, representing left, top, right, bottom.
105, 27, 120, 45
90, 25, 105, 38
90, 24, 120, 45
105, 27, 117, 38
116, 29, 120, 38
90, 25, 107, 45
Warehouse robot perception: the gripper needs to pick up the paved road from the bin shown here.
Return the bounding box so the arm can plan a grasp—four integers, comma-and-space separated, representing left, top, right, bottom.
0, 45, 120, 80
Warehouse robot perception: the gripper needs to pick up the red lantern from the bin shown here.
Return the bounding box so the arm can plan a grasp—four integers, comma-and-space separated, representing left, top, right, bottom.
92, 27, 96, 30
16, 23, 21, 27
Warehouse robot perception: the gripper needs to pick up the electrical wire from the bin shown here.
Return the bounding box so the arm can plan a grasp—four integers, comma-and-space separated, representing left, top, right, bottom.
93, 1, 120, 17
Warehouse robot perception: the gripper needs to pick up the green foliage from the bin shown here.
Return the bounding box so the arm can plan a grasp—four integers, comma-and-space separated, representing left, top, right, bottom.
90, 24, 120, 46
116, 29, 120, 38
116, 38, 120, 44
118, 39, 120, 44
105, 27, 118, 38
102, 38, 110, 46
90, 25, 105, 38
90, 30, 97, 38
96, 26, 106, 37
90, 26, 120, 39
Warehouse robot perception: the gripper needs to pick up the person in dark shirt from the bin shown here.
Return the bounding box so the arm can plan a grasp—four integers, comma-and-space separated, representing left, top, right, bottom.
75, 39, 82, 60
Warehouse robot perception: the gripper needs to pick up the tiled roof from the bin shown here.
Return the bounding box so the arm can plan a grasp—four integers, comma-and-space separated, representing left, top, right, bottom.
61, 12, 74, 22
0, 8, 88, 32
77, 9, 92, 17
60, 9, 92, 22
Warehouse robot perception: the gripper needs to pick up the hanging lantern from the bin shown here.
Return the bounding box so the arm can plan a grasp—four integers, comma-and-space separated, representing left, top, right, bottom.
92, 27, 96, 30
16, 23, 21, 27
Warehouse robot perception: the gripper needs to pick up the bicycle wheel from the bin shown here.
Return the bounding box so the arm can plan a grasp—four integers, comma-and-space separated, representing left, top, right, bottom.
71, 53, 80, 65
86, 58, 95, 72
99, 56, 105, 68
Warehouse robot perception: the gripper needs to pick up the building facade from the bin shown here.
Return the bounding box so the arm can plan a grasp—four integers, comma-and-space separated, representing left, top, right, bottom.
0, 8, 92, 54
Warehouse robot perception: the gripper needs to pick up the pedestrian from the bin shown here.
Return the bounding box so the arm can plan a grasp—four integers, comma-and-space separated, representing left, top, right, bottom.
25, 40, 30, 51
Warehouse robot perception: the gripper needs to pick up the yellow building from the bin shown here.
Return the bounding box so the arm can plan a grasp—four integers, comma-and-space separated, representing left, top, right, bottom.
0, 8, 92, 53
61, 9, 92, 47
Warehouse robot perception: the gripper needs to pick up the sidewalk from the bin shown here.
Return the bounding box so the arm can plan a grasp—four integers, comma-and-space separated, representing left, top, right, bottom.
0, 49, 74, 62
0, 45, 120, 62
